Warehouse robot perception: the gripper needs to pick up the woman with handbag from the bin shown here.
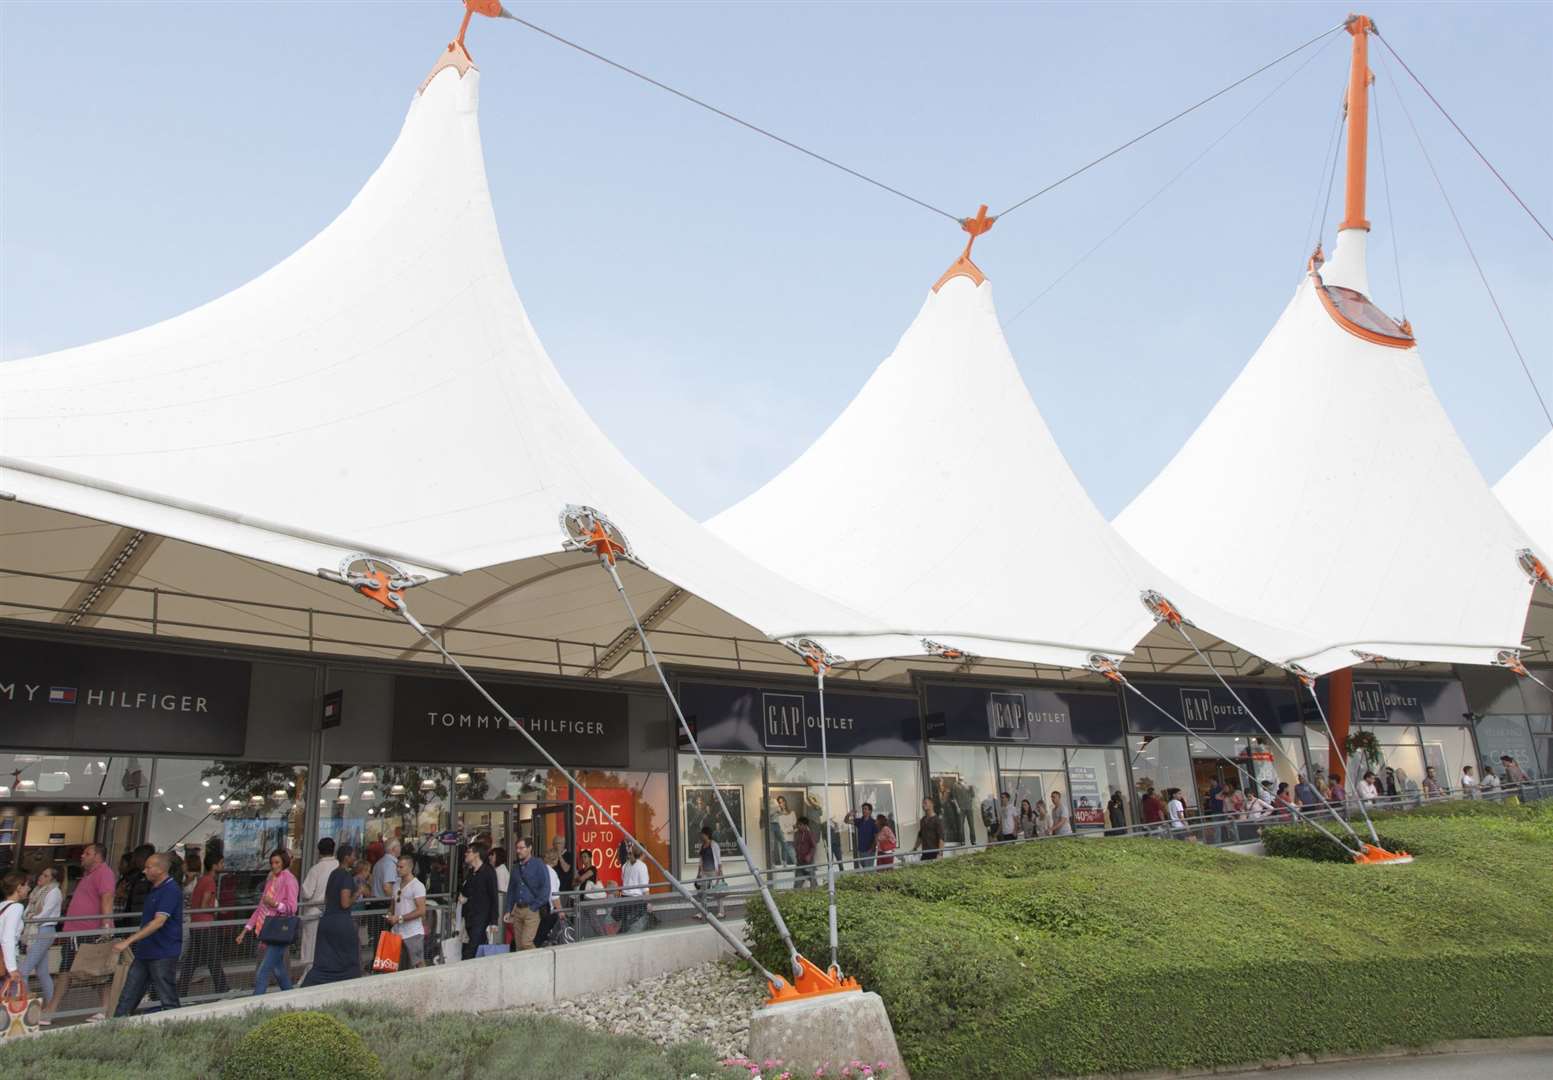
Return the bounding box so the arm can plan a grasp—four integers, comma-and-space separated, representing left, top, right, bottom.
236, 849, 298, 995
19, 867, 60, 1020
874, 815, 898, 868
1, 871, 33, 1039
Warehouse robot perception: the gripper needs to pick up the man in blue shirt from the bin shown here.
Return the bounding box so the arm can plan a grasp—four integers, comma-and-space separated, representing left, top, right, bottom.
850, 803, 877, 869
112, 852, 183, 1016
502, 837, 550, 951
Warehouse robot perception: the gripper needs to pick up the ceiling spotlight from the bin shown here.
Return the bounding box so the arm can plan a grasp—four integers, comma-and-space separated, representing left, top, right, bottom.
389, 784, 406, 795
326, 778, 343, 788
455, 772, 471, 785
361, 789, 376, 800
272, 789, 287, 799
358, 770, 377, 783
156, 788, 165, 796
201, 780, 211, 788
420, 779, 435, 791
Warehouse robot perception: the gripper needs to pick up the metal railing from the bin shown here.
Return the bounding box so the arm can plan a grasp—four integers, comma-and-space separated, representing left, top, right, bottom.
15, 776, 1548, 1024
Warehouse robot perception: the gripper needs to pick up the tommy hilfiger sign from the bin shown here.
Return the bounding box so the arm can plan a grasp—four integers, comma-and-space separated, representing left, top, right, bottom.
390, 675, 630, 767
0, 637, 250, 755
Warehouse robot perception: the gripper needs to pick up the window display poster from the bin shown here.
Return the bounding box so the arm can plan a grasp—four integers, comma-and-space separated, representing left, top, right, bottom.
683, 785, 746, 860
222, 817, 288, 872
574, 787, 633, 887
319, 816, 366, 854
852, 780, 896, 830
1067, 766, 1106, 828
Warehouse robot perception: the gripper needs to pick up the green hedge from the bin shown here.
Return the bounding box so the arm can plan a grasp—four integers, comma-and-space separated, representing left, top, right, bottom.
747, 803, 1553, 1078
223, 1011, 384, 1080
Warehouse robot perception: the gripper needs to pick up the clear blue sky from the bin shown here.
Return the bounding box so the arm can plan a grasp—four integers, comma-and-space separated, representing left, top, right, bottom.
3, 1, 1549, 520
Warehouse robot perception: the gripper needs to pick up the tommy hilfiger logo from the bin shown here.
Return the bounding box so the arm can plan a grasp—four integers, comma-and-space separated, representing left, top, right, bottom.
48, 687, 77, 705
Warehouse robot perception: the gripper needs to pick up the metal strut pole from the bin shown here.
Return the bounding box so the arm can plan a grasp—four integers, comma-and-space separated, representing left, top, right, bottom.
1295, 676, 1382, 844
816, 667, 840, 977
394, 602, 784, 989
599, 559, 806, 980
1170, 628, 1368, 854
1111, 669, 1362, 857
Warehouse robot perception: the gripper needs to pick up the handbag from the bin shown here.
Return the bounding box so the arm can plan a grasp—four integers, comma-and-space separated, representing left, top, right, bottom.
371, 931, 403, 973
1, 973, 35, 1041
258, 915, 299, 946
67, 940, 120, 980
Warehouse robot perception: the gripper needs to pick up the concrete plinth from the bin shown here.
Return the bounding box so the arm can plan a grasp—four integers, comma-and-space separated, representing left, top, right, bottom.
748, 991, 910, 1079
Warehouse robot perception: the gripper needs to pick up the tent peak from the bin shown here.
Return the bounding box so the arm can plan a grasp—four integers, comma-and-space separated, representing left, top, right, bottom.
932, 204, 996, 293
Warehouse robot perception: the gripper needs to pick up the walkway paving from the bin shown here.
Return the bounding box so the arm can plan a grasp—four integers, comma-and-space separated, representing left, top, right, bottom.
1220, 1047, 1552, 1079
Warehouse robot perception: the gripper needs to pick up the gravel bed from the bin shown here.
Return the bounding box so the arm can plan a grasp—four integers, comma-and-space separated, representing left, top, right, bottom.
522, 959, 767, 1058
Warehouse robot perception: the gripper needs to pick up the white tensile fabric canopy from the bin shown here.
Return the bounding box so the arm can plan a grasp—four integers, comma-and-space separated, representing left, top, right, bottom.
1496, 431, 1552, 562
708, 258, 1318, 671
1496, 431, 1553, 658
1115, 228, 1536, 675
0, 56, 889, 675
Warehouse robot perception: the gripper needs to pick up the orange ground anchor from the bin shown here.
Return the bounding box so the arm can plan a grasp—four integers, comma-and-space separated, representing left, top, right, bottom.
765, 955, 862, 1005
1353, 843, 1413, 866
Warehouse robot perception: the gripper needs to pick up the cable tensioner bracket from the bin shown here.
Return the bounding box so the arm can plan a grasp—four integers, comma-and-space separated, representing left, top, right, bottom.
1140, 590, 1189, 629
1085, 654, 1126, 684
1519, 549, 1553, 594
560, 505, 637, 567
922, 639, 973, 662
786, 637, 844, 676
316, 554, 427, 613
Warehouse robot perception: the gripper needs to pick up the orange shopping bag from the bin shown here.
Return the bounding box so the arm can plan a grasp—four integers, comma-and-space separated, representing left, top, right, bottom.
371, 931, 403, 973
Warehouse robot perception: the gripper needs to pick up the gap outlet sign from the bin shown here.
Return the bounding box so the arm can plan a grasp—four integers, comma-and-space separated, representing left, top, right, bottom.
1348, 677, 1470, 726
921, 683, 1124, 745
391, 675, 630, 767
0, 637, 250, 755
1121, 681, 1302, 736
675, 681, 921, 758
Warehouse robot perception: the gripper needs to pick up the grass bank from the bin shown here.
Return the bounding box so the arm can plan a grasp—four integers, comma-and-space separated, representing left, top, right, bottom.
0, 1002, 727, 1080
748, 801, 1553, 1079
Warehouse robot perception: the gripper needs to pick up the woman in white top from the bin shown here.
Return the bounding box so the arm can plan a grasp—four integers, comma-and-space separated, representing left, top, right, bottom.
20, 866, 61, 1016
490, 847, 511, 912
0, 872, 31, 987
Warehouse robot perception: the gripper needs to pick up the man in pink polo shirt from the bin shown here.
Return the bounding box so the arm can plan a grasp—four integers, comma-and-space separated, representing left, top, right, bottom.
44, 842, 118, 1023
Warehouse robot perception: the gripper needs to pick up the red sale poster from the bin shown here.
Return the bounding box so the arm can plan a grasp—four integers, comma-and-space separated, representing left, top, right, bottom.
574, 787, 634, 886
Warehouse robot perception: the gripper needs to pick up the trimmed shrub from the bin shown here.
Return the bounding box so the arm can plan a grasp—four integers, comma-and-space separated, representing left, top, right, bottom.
747, 803, 1553, 1079
221, 1011, 385, 1080
1261, 825, 1414, 862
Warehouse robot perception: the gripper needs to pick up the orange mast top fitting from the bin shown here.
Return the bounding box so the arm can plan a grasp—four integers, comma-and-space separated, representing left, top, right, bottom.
1340, 14, 1375, 232
932, 204, 996, 292
457, 0, 507, 54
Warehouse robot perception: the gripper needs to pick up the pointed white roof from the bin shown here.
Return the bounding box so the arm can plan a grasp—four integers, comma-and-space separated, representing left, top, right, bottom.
1115, 228, 1535, 675
708, 255, 1312, 671
0, 55, 885, 659
1496, 431, 1552, 561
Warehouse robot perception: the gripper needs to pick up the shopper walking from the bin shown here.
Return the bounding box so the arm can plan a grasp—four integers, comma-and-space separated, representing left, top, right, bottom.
298, 838, 338, 973
504, 838, 550, 951
19, 866, 60, 1019
237, 849, 298, 995
1049, 790, 1073, 836
914, 797, 944, 861
793, 816, 817, 888
490, 847, 510, 913
1106, 790, 1127, 836
1165, 789, 1189, 839
457, 843, 499, 960
300, 845, 361, 987
1459, 765, 1478, 798
848, 803, 878, 869
692, 825, 727, 918
387, 855, 427, 969
43, 841, 117, 1024
617, 845, 650, 933
112, 853, 182, 1017
1017, 798, 1039, 839
874, 814, 898, 867
177, 852, 230, 998
0, 872, 31, 1002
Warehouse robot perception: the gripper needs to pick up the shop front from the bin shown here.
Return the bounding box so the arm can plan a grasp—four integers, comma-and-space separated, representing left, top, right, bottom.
673, 677, 922, 881
1120, 679, 1311, 812
1, 625, 674, 911
920, 679, 1132, 842
1337, 675, 1481, 796
1459, 666, 1551, 784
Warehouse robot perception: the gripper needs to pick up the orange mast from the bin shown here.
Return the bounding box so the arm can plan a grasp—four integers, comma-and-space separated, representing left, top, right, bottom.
1339, 14, 1374, 232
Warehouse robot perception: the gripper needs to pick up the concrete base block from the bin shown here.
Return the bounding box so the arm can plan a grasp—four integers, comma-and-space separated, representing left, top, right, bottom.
748, 991, 910, 1079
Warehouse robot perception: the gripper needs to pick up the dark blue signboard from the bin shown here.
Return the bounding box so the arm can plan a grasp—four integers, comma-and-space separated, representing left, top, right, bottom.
921, 683, 1124, 745
675, 681, 921, 758
1122, 681, 1302, 736
1344, 677, 1470, 726
0, 637, 250, 755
